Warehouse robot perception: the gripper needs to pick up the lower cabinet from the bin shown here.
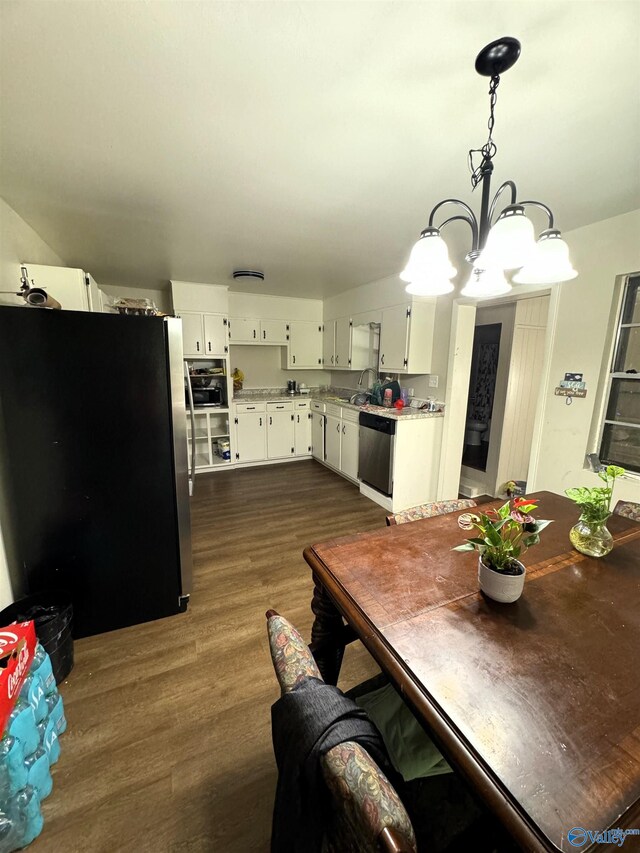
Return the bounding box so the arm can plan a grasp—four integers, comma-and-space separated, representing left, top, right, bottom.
311, 411, 325, 460
234, 400, 311, 464
235, 412, 267, 463
323, 405, 359, 483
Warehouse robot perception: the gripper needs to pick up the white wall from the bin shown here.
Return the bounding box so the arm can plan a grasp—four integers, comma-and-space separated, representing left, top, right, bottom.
529, 209, 640, 503
229, 345, 330, 389
0, 198, 66, 608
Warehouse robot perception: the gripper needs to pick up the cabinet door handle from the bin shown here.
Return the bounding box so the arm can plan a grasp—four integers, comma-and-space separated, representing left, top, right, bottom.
292, 355, 296, 364
269, 416, 272, 426
263, 329, 266, 340
331, 355, 334, 364
337, 423, 340, 432
381, 354, 384, 365
297, 415, 300, 423
196, 342, 200, 352
276, 405, 284, 409
247, 406, 255, 410
208, 341, 211, 352
342, 424, 345, 434
259, 417, 262, 426
336, 355, 339, 364
253, 329, 256, 339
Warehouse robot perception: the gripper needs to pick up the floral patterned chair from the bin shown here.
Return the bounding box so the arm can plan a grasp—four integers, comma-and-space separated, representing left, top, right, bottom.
614, 500, 640, 522
386, 498, 477, 526
266, 610, 417, 853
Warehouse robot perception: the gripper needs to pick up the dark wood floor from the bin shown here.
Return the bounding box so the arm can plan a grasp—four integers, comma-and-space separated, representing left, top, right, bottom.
33, 461, 386, 852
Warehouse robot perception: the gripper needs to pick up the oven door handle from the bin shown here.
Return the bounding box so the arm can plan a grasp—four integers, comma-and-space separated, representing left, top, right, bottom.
184, 361, 197, 496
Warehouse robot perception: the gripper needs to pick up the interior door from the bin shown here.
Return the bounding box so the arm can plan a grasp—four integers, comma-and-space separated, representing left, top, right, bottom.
180, 313, 205, 357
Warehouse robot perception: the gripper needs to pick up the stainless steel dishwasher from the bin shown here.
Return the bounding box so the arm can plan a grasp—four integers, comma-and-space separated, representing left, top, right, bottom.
358, 411, 395, 496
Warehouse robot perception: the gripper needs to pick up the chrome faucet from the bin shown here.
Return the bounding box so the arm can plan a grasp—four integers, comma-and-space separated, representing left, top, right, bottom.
357, 367, 378, 390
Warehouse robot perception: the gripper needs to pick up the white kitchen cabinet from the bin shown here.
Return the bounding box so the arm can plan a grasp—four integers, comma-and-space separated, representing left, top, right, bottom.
181, 311, 228, 357
294, 409, 312, 456
312, 410, 325, 460
340, 419, 359, 481
203, 313, 228, 355
235, 412, 267, 463
229, 318, 288, 344
267, 410, 295, 459
260, 320, 288, 343
334, 317, 352, 369
379, 302, 435, 374
14, 264, 95, 313
181, 312, 205, 356
287, 321, 322, 369
322, 317, 352, 370
322, 321, 336, 368
325, 413, 342, 470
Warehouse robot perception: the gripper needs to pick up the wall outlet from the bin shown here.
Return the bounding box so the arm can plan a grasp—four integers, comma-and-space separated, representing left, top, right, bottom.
428, 375, 439, 388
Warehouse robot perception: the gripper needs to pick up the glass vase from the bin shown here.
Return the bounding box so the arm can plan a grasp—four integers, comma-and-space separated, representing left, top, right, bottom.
569, 516, 614, 558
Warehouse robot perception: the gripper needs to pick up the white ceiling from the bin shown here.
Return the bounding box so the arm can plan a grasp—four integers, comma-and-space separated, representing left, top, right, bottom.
1, 1, 639, 298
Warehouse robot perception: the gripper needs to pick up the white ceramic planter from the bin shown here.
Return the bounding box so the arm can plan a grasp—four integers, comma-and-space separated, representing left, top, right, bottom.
478, 557, 526, 603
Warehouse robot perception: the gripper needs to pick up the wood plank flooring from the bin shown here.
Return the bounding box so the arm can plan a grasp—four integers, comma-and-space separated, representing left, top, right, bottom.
32, 461, 386, 852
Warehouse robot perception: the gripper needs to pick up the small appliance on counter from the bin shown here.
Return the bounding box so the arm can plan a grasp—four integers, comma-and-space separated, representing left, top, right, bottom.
187, 366, 227, 408
287, 379, 297, 395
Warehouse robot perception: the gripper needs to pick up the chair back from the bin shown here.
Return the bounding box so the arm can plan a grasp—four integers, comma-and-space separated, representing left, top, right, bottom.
387, 498, 477, 526
265, 610, 417, 853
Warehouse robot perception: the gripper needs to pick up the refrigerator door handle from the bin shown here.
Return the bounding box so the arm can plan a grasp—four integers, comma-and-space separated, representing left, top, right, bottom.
184, 361, 197, 496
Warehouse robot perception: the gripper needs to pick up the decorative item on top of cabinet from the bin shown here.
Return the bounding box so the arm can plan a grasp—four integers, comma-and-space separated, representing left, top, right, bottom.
179, 311, 228, 357
379, 302, 435, 374
285, 321, 323, 369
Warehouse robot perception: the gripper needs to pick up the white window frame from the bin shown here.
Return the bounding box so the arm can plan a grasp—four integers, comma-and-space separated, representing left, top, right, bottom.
596, 273, 640, 474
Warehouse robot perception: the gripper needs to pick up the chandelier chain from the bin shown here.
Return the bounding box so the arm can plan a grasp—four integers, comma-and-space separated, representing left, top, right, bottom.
468, 74, 500, 190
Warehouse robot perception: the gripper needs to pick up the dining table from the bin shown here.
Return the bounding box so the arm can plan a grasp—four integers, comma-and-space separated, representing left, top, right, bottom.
303, 491, 640, 852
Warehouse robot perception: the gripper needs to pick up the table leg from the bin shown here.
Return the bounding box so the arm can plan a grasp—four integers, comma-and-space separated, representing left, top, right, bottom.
310, 571, 346, 685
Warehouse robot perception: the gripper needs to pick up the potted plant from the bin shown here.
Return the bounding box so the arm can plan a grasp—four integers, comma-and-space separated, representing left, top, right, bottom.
565, 465, 625, 557
454, 498, 552, 603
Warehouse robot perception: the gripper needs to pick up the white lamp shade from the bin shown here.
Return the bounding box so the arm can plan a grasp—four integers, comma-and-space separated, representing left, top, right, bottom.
461, 267, 512, 298
404, 277, 455, 297
512, 234, 578, 284
400, 232, 456, 282
483, 208, 536, 270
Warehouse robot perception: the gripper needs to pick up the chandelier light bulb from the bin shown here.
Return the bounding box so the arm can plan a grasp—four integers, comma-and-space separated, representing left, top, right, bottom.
483, 206, 537, 270
400, 229, 457, 283
512, 230, 578, 284
404, 277, 455, 297
461, 267, 512, 298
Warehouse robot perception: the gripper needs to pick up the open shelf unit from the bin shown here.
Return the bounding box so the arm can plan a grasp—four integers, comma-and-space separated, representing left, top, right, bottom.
187, 407, 232, 470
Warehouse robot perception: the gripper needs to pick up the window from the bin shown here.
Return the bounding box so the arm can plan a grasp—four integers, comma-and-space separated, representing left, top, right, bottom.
599, 274, 640, 474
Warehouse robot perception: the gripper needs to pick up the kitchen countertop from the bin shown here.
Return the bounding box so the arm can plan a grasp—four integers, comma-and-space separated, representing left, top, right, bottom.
232, 391, 444, 421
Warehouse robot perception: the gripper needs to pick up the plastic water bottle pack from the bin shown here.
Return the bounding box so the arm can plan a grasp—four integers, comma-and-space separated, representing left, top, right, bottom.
0, 643, 66, 852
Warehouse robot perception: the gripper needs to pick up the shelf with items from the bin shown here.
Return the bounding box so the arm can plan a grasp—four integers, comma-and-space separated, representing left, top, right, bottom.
186, 406, 232, 469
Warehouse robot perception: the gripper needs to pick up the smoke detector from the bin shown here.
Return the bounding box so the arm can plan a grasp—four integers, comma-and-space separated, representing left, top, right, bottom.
232, 270, 264, 283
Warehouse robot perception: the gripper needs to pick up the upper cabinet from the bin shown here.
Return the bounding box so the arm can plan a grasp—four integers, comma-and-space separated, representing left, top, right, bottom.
286, 321, 322, 369
178, 311, 228, 357
228, 318, 288, 344
379, 302, 435, 374
10, 264, 104, 313
322, 317, 352, 370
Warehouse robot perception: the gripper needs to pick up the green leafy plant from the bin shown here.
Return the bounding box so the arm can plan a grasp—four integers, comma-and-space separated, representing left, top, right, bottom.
453, 498, 552, 572
565, 465, 625, 523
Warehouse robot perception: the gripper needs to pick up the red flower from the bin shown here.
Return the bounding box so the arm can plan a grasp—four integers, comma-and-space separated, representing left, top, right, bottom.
513, 496, 538, 508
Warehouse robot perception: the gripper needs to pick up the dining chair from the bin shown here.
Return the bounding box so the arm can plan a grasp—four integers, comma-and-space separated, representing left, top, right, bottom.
386, 498, 477, 526
266, 610, 417, 853
614, 500, 640, 522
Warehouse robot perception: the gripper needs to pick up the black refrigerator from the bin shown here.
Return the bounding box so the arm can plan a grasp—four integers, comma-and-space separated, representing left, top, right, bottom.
0, 306, 193, 638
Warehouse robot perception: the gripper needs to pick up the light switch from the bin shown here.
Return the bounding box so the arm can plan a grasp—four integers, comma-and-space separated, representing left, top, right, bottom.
428, 375, 439, 388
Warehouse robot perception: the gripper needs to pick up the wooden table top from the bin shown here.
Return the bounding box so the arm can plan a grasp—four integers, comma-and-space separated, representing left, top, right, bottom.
303, 491, 640, 852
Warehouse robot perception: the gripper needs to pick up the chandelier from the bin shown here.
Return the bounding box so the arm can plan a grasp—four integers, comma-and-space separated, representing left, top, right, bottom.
401, 37, 577, 298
